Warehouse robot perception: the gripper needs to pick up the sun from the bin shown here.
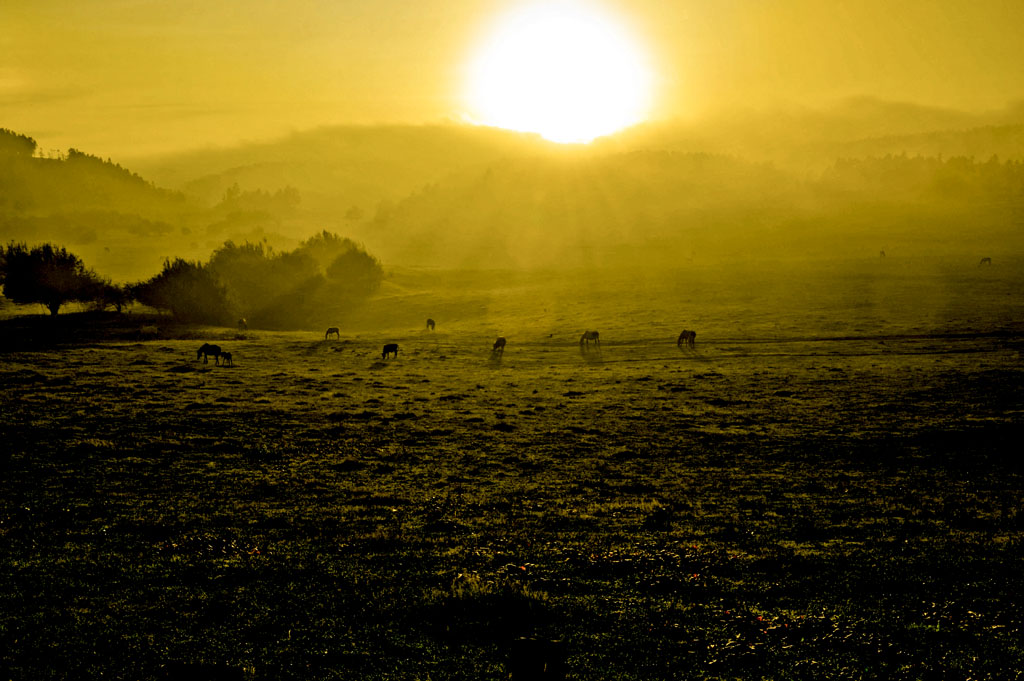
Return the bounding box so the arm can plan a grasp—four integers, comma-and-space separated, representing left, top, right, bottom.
464, 2, 654, 143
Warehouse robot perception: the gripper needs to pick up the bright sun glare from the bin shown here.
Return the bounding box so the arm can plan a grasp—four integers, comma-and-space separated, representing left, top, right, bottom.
465, 2, 653, 144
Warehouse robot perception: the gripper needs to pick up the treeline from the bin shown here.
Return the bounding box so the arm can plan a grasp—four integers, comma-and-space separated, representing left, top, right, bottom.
1, 231, 383, 328
822, 153, 1024, 200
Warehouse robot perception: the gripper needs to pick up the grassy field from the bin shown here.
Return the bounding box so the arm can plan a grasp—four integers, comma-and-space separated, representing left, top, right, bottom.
2, 257, 1023, 680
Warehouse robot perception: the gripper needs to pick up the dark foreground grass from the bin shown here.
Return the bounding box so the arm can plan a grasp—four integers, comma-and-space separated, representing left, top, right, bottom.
2, 317, 1023, 680
3, 429, 1022, 680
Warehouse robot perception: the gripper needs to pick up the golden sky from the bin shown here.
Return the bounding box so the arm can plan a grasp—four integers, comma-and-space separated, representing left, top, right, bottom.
3, 0, 1024, 157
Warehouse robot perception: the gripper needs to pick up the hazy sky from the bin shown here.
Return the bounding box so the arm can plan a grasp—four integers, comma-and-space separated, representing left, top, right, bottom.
4, 0, 1024, 158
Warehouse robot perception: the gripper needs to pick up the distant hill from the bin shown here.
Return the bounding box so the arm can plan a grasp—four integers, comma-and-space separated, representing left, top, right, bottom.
597, 98, 1024, 168
0, 145, 183, 215
126, 99, 1024, 227
120, 101, 1024, 266
131, 124, 567, 216
833, 125, 1024, 163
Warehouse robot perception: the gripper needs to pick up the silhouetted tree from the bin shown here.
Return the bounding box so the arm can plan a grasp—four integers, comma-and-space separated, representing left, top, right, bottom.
0, 242, 105, 315
132, 258, 229, 324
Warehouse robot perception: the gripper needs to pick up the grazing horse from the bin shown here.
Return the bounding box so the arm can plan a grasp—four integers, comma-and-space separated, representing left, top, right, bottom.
979, 257, 992, 266
220, 351, 233, 366
677, 330, 696, 348
579, 330, 600, 349
426, 318, 436, 331
237, 318, 247, 330
325, 327, 341, 339
493, 336, 507, 353
382, 343, 399, 359
197, 343, 222, 365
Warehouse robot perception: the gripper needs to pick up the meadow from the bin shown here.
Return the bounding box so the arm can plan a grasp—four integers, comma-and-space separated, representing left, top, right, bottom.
2, 256, 1023, 680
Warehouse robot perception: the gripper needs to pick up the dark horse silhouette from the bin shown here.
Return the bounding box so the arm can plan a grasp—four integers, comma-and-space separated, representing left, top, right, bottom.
493, 336, 507, 353
579, 330, 600, 350
426, 318, 436, 331
382, 343, 399, 359
677, 330, 696, 348
197, 343, 222, 365
325, 327, 341, 339
979, 257, 992, 266
220, 351, 233, 366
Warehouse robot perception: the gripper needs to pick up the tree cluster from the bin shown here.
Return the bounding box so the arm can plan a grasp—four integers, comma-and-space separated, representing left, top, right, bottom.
207, 230, 383, 328
215, 183, 300, 216
2, 230, 383, 327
